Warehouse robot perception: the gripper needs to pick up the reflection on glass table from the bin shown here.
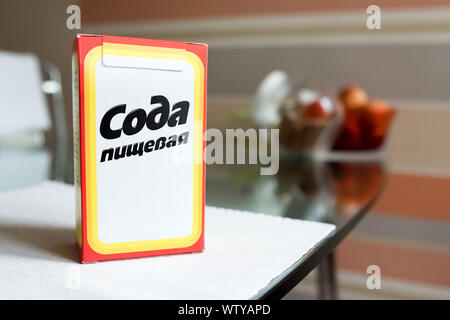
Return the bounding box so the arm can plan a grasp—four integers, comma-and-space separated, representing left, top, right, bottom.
206, 158, 385, 299
207, 159, 384, 229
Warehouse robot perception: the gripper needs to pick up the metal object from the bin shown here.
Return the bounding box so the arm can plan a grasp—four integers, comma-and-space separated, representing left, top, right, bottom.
41, 61, 68, 181
318, 252, 337, 300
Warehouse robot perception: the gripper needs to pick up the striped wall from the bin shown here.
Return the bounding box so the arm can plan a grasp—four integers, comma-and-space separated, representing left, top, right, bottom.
80, 0, 450, 23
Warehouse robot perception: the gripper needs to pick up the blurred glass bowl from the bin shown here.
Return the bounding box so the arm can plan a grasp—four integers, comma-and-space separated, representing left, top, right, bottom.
278, 92, 344, 157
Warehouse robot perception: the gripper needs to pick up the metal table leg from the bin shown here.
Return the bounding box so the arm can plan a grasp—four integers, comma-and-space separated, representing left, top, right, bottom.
317, 251, 337, 300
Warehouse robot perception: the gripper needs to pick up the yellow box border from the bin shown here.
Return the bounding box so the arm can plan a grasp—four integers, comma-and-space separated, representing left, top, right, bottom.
83, 43, 204, 254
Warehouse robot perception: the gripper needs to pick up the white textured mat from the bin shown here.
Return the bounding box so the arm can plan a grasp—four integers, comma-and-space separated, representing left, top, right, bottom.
0, 181, 335, 299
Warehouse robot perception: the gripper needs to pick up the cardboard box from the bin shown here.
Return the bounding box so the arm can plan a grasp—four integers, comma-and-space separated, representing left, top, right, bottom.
72, 34, 207, 262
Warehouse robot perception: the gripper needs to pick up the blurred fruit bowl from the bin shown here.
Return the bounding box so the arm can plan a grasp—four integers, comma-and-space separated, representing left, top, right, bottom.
333, 86, 395, 151
278, 85, 395, 154
251, 70, 395, 155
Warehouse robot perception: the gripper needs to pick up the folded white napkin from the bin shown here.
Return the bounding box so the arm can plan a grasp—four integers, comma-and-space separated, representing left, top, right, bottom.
0, 181, 335, 299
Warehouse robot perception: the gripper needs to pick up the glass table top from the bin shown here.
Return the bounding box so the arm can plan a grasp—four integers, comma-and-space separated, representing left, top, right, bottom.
205, 157, 385, 298
207, 159, 385, 229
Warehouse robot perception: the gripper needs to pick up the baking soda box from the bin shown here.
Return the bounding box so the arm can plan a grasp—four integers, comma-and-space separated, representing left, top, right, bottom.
72, 34, 207, 262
